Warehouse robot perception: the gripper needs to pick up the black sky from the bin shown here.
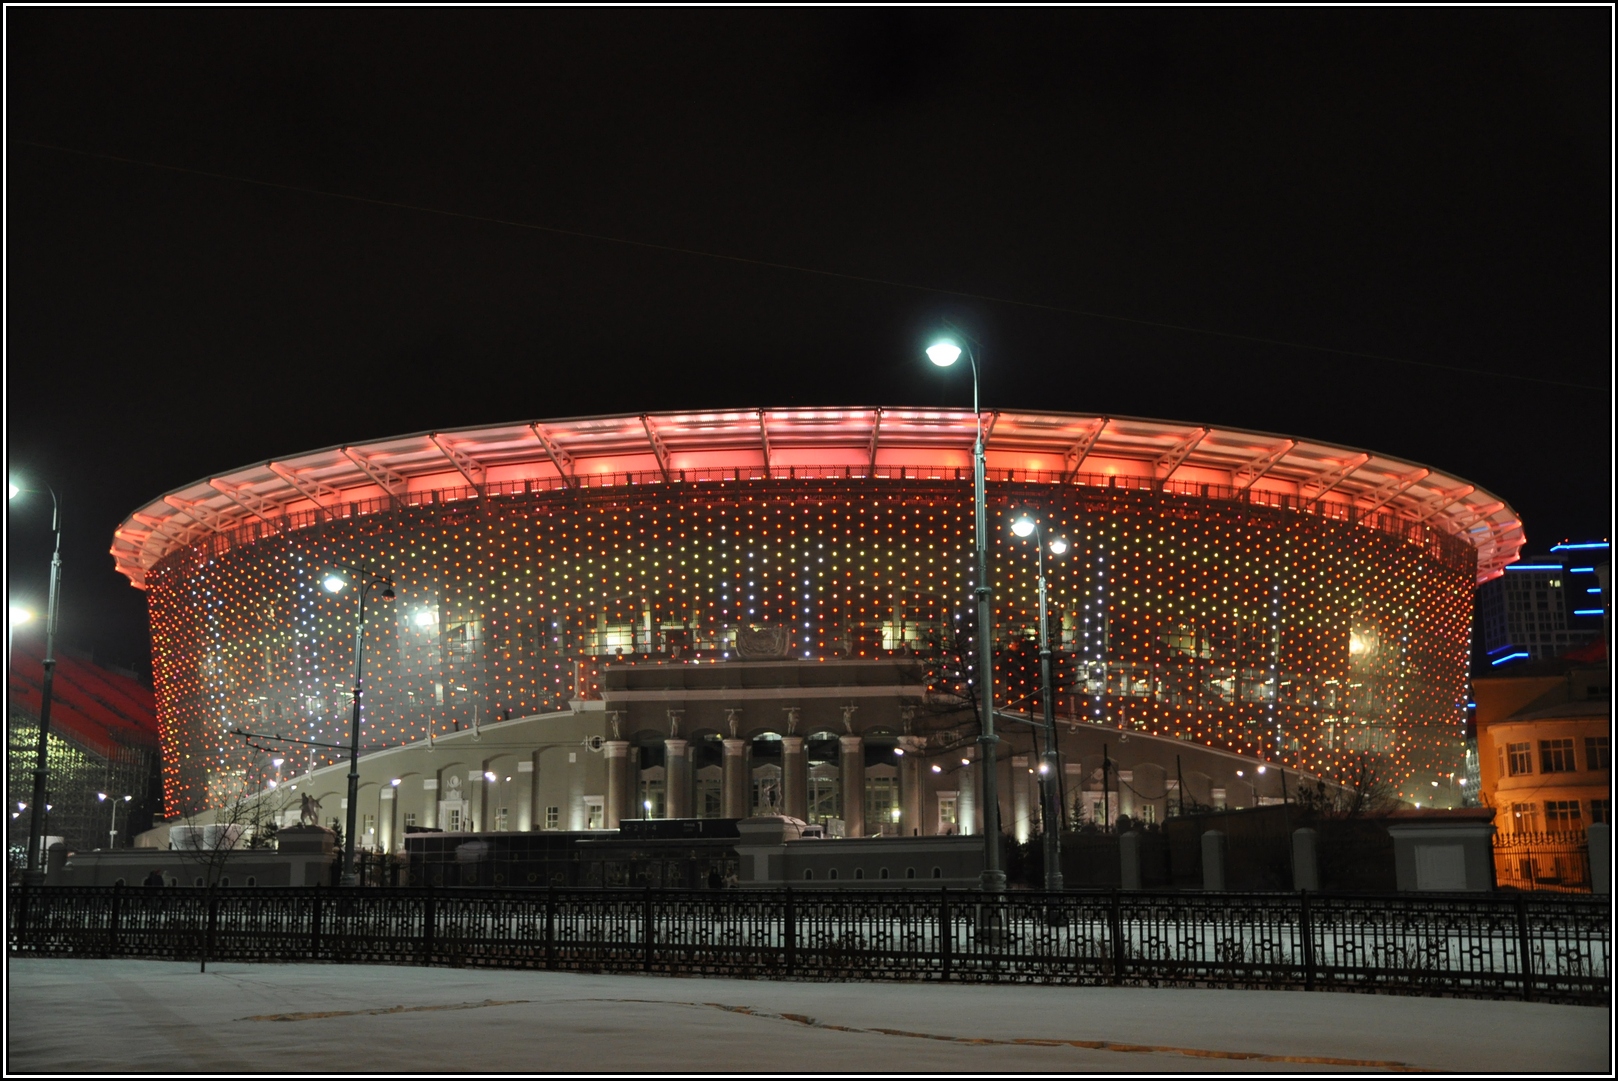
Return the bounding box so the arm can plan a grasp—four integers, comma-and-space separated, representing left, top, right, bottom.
6, 9, 1612, 677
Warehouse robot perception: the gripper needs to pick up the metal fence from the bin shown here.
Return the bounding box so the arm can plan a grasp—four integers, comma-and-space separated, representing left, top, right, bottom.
1494, 833, 1592, 893
9, 885, 1607, 1004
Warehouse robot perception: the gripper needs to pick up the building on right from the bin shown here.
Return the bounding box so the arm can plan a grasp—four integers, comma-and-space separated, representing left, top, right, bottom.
1476, 540, 1610, 665
1473, 641, 1609, 890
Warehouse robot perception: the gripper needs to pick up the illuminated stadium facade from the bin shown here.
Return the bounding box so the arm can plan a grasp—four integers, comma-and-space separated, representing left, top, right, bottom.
113, 408, 1523, 816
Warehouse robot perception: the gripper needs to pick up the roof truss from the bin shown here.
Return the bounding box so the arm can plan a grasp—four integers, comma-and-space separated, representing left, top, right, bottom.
209, 480, 286, 525
1061, 418, 1109, 483
641, 415, 671, 482
341, 447, 410, 498
758, 409, 772, 479
162, 496, 234, 534
429, 433, 487, 494
529, 423, 577, 488
1353, 468, 1431, 522
1153, 427, 1208, 481
868, 408, 883, 470
1299, 453, 1370, 502
268, 462, 345, 505
1412, 484, 1476, 524
1232, 440, 1296, 492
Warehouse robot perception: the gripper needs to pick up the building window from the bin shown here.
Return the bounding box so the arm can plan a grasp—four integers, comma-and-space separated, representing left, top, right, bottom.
496, 808, 509, 831
1506, 742, 1533, 776
246, 877, 256, 886
1511, 802, 1538, 833
362, 813, 376, 840
828, 868, 837, 880
937, 795, 958, 835
932, 867, 942, 879
854, 867, 864, 879
1139, 803, 1157, 825
545, 806, 560, 830
1586, 736, 1610, 771
584, 797, 604, 830
1540, 739, 1576, 773
803, 868, 814, 880
1592, 800, 1611, 825
906, 867, 916, 879
403, 812, 418, 830
1545, 799, 1583, 833
879, 867, 890, 879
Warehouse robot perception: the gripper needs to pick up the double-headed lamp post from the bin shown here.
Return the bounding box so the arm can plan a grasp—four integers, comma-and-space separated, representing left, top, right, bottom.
98, 792, 133, 849
1011, 513, 1068, 892
927, 328, 1005, 892
322, 570, 395, 887
10, 479, 63, 885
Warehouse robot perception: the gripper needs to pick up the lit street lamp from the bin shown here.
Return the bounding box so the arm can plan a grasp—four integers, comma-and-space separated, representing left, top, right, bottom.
927, 325, 1005, 892
1010, 512, 1069, 892
97, 792, 133, 849
10, 479, 63, 885
323, 568, 395, 886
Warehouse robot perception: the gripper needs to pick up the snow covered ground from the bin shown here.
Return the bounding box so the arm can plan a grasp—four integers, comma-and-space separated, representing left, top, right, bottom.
7, 957, 1609, 1074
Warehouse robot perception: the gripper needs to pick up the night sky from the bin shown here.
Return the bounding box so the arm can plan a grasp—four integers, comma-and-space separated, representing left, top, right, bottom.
7, 10, 1611, 679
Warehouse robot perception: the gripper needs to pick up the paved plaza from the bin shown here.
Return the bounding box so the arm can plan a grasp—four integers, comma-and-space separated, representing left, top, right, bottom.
6, 958, 1610, 1074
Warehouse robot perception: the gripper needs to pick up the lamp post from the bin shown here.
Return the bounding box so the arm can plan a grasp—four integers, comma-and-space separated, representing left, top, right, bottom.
98, 792, 133, 849
1011, 513, 1068, 892
927, 327, 1005, 892
322, 569, 395, 887
10, 480, 63, 885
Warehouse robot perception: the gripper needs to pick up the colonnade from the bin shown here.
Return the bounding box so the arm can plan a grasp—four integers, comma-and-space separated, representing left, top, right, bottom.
600, 735, 947, 837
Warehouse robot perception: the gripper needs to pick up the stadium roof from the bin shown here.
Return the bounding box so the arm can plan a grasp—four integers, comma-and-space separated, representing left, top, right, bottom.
112, 407, 1522, 588
8, 643, 159, 760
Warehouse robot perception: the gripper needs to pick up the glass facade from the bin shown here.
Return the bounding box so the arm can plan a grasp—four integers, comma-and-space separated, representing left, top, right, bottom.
147, 477, 1474, 815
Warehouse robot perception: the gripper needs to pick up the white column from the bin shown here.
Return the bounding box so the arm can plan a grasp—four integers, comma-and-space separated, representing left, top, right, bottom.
516, 760, 535, 831
722, 739, 749, 819
604, 741, 630, 829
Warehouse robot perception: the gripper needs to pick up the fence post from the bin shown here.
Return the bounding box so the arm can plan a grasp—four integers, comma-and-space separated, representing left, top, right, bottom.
14, 881, 28, 951
940, 888, 951, 982
545, 886, 556, 970
311, 883, 323, 960
1299, 890, 1315, 991
783, 887, 795, 978
108, 883, 122, 957
1109, 888, 1125, 985
422, 881, 435, 967
643, 885, 654, 972
1514, 892, 1534, 1002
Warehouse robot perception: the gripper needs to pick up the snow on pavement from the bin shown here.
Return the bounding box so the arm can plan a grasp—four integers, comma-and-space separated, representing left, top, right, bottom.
6, 958, 1609, 1074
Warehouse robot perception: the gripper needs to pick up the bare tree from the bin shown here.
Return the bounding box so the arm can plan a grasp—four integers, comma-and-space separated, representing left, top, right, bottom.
172, 783, 287, 972
1294, 754, 1402, 819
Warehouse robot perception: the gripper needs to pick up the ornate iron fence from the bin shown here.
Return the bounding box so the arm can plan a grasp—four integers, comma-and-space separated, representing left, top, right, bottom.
8, 885, 1607, 1004
1494, 833, 1591, 893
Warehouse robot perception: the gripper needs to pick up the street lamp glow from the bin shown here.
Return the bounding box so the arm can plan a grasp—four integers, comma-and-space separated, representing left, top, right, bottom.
1011, 515, 1036, 538
484, 771, 497, 782
7, 483, 17, 500
322, 574, 347, 593
272, 758, 284, 769
413, 610, 436, 628
926, 341, 962, 367
9, 606, 31, 627
1048, 537, 1069, 556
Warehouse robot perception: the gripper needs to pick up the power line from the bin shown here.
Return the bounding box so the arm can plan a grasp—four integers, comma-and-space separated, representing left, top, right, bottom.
16, 138, 1605, 392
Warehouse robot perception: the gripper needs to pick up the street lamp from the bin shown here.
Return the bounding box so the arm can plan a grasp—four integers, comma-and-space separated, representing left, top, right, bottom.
97, 793, 133, 849
323, 568, 395, 886
10, 479, 63, 885
927, 324, 1005, 892
1010, 512, 1069, 892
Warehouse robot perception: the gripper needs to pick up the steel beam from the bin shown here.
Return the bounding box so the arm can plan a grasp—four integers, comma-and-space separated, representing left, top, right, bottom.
641, 415, 672, 482
529, 423, 577, 488
429, 433, 487, 494
1060, 417, 1109, 483
1232, 439, 1296, 492
1353, 468, 1431, 522
341, 447, 410, 498
867, 408, 883, 471
758, 409, 772, 479
1299, 453, 1370, 502
1411, 484, 1476, 524
209, 480, 287, 525
268, 462, 345, 506
1153, 427, 1209, 482
162, 495, 235, 534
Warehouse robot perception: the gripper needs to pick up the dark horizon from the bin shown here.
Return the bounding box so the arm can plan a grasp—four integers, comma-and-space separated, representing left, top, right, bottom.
7, 9, 1611, 677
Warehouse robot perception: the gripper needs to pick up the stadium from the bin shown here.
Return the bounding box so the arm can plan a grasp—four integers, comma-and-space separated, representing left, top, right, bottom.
113, 408, 1522, 827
